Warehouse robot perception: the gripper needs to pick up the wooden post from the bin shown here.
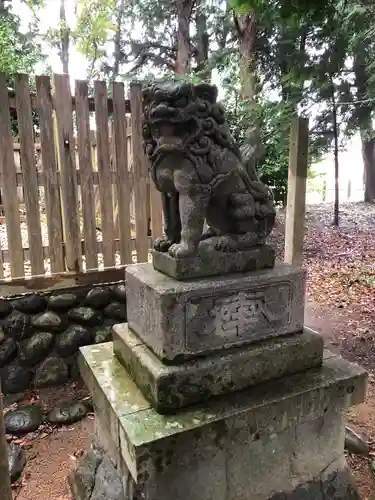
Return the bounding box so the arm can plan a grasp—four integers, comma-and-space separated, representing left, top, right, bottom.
0, 382, 12, 500
284, 116, 309, 267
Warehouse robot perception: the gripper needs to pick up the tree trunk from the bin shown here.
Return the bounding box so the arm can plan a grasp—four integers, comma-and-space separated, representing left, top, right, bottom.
195, 0, 210, 81
60, 0, 70, 74
175, 0, 194, 75
113, 0, 125, 81
331, 77, 339, 226
234, 13, 257, 101
354, 48, 375, 202
0, 383, 11, 500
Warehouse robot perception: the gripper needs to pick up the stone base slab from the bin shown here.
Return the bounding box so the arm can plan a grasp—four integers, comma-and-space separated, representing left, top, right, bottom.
152, 244, 275, 280
69, 443, 361, 500
125, 263, 305, 363
78, 341, 367, 499
113, 324, 324, 413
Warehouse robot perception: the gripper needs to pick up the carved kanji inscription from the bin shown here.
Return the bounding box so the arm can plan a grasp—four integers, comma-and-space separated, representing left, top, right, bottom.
185, 282, 292, 349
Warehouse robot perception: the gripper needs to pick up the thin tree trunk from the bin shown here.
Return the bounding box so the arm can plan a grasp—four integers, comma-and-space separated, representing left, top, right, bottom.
60, 0, 70, 74
331, 77, 339, 226
0, 382, 11, 500
113, 0, 125, 81
234, 13, 257, 101
195, 0, 210, 80
175, 0, 194, 75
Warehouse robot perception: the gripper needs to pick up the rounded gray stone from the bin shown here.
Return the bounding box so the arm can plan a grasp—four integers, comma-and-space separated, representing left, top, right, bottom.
1, 363, 32, 393
103, 302, 127, 321
8, 443, 26, 483
18, 332, 54, 366
56, 324, 92, 357
48, 400, 88, 424
48, 292, 79, 311
0, 337, 17, 367
85, 287, 112, 309
13, 295, 47, 314
0, 326, 5, 344
90, 456, 125, 500
3, 310, 33, 340
112, 283, 127, 303
0, 298, 12, 318
94, 325, 113, 344
31, 311, 66, 333
345, 426, 369, 456
68, 307, 103, 327
33, 356, 69, 388
5, 404, 43, 435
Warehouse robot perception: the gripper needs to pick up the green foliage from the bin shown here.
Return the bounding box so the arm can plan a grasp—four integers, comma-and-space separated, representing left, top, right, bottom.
0, 13, 42, 75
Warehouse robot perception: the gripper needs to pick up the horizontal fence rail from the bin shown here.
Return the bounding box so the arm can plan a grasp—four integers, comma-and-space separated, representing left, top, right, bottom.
0, 72, 163, 296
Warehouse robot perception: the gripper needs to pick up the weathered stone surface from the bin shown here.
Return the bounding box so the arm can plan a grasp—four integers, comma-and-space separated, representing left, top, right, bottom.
345, 426, 369, 456
68, 307, 103, 327
126, 263, 305, 362
91, 456, 126, 500
31, 311, 66, 333
103, 302, 127, 321
114, 325, 323, 412
0, 298, 12, 318
8, 443, 26, 483
33, 356, 69, 388
86, 288, 112, 309
112, 284, 127, 303
18, 332, 54, 366
48, 399, 88, 424
0, 337, 17, 367
143, 83, 275, 261
48, 292, 78, 311
68, 443, 104, 500
1, 363, 32, 393
5, 404, 43, 434
79, 342, 366, 500
0, 326, 5, 344
94, 326, 113, 344
3, 310, 33, 340
14, 295, 47, 314
56, 325, 92, 357
153, 245, 275, 280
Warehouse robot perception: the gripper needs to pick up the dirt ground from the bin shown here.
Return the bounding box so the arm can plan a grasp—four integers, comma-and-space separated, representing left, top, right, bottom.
8, 202, 375, 499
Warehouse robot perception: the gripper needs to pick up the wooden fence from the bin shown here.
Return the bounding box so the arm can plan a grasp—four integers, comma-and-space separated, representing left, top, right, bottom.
0, 73, 163, 296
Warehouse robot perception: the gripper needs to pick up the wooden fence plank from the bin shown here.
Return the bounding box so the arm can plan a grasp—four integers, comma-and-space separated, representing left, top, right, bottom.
0, 74, 24, 277
75, 80, 98, 270
53, 73, 82, 272
284, 116, 309, 266
15, 74, 45, 275
35, 75, 65, 273
94, 81, 115, 267
130, 83, 149, 262
112, 82, 133, 265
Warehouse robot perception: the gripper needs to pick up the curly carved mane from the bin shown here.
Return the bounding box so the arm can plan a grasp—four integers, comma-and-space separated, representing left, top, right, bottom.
141, 82, 242, 180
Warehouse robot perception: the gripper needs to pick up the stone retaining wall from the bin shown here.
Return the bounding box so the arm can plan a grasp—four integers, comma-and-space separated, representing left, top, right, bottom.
0, 282, 126, 393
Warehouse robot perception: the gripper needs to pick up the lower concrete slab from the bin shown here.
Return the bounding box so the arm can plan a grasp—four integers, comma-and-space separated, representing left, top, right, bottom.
78, 342, 367, 500
113, 324, 324, 413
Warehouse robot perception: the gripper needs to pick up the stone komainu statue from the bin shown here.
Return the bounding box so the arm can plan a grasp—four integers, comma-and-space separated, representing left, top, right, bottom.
141, 82, 276, 258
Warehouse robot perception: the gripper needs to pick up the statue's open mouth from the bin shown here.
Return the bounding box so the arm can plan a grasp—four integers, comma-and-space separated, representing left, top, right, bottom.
150, 117, 199, 157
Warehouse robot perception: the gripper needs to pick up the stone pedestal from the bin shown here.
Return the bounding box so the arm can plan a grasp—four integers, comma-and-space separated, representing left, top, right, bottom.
75, 342, 366, 500
69, 258, 367, 500
126, 263, 306, 362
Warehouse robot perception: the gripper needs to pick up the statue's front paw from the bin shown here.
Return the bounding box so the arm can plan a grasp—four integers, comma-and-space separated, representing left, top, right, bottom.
154, 237, 174, 253
168, 242, 197, 258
